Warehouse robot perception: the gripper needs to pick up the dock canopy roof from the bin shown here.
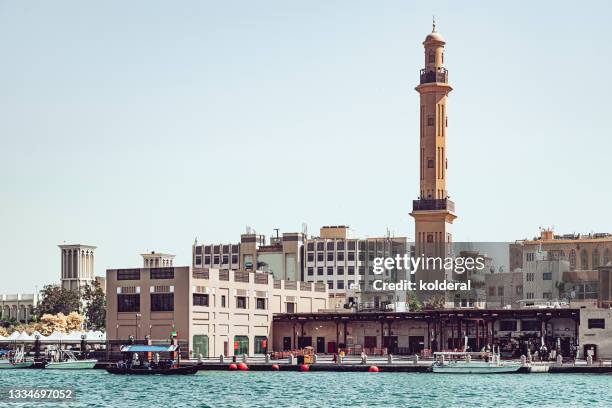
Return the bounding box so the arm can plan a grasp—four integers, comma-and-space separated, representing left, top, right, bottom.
120, 345, 178, 353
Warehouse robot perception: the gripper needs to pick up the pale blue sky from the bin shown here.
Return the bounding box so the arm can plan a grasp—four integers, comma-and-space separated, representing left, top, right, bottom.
1, 1, 611, 292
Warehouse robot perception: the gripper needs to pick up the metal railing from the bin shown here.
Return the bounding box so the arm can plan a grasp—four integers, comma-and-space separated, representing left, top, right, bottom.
412, 198, 455, 212
420, 68, 448, 84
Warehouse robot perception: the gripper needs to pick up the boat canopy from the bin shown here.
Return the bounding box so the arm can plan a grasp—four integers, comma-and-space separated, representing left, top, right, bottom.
120, 344, 178, 353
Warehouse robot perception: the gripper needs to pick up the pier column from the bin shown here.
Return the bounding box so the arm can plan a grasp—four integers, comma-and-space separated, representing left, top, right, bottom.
343, 321, 348, 349
335, 321, 339, 353
427, 321, 431, 350
380, 320, 384, 355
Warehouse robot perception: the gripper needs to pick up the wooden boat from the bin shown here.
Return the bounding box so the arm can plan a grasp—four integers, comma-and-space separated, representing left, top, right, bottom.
47, 350, 97, 369
106, 365, 198, 375
105, 343, 197, 375
0, 349, 35, 369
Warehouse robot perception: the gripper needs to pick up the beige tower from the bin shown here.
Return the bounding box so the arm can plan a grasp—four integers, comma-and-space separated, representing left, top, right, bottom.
59, 244, 96, 291
410, 22, 457, 287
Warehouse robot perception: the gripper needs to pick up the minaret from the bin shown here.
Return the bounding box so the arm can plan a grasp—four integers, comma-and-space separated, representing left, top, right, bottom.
410, 20, 457, 289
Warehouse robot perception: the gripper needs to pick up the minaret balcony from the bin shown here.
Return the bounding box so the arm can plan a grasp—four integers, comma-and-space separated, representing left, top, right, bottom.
412, 198, 455, 212
420, 68, 448, 84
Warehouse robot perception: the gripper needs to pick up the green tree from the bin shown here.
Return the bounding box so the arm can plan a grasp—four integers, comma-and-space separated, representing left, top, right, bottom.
35, 285, 81, 318
407, 292, 422, 311
81, 281, 106, 330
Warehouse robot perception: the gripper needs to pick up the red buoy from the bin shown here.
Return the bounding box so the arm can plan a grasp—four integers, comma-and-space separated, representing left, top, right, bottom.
271, 364, 280, 371
228, 363, 238, 370
237, 362, 249, 371
368, 366, 379, 372
299, 364, 310, 372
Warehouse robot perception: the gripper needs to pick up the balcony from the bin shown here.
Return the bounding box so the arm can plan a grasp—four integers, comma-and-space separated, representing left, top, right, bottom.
412, 198, 455, 212
420, 68, 448, 84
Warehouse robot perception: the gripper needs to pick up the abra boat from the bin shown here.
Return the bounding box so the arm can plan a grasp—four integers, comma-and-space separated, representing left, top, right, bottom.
47, 350, 98, 369
106, 344, 197, 375
432, 351, 521, 374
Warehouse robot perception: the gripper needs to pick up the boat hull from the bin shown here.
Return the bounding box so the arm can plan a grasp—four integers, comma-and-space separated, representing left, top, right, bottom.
47, 360, 98, 369
432, 363, 521, 374
0, 361, 34, 369
106, 365, 199, 375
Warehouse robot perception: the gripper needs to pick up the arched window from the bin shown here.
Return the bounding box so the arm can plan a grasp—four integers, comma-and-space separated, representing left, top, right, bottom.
580, 249, 589, 270
604, 248, 611, 266
569, 250, 576, 270
428, 52, 435, 63
592, 249, 600, 269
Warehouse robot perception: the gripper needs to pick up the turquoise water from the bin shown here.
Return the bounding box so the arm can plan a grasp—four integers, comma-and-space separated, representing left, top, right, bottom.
0, 370, 611, 407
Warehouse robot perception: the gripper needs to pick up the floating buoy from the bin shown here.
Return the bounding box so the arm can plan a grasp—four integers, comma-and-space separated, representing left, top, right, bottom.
299, 364, 310, 372
368, 366, 379, 372
271, 364, 280, 371
237, 362, 249, 371
228, 363, 238, 370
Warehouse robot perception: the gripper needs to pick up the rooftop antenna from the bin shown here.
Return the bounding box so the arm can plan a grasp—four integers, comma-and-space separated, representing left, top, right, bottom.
274, 228, 280, 240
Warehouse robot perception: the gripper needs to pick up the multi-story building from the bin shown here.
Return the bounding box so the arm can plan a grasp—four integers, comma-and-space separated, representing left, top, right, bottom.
485, 272, 523, 308
303, 226, 409, 310
59, 244, 96, 291
106, 265, 328, 357
192, 226, 410, 310
510, 229, 612, 272
192, 231, 303, 282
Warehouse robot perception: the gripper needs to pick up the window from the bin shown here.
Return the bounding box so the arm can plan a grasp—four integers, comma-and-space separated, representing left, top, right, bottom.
286, 302, 295, 313
213, 256, 220, 264
327, 280, 334, 289
254, 336, 268, 354
204, 256, 211, 265
543, 292, 552, 299
221, 295, 226, 308
337, 241, 345, 251
236, 296, 247, 309
543, 272, 552, 280
213, 246, 220, 254
337, 281, 344, 289
327, 267, 333, 275
222, 255, 229, 264
204, 246, 211, 254
151, 293, 174, 311
307, 267, 314, 276
516, 285, 523, 295
117, 269, 140, 280
427, 116, 434, 126
359, 252, 365, 261
348, 280, 355, 289
234, 335, 249, 355
231, 255, 238, 264
195, 255, 202, 266
497, 286, 504, 296
316, 242, 324, 251
592, 249, 600, 269
317, 267, 323, 276
117, 294, 140, 312
337, 266, 344, 275
526, 292, 534, 300
337, 252, 344, 261
326, 241, 334, 251
222, 245, 229, 253
588, 318, 605, 329
526, 253, 535, 262
195, 246, 202, 255
569, 250, 576, 270
231, 244, 239, 253
348, 252, 355, 261
307, 242, 314, 251
348, 241, 356, 251
359, 266, 365, 275
499, 320, 517, 331
521, 320, 539, 331
581, 250, 588, 270
428, 52, 434, 63
256, 298, 266, 310
488, 287, 495, 296
348, 266, 355, 275
327, 252, 334, 262
193, 293, 209, 306
307, 253, 314, 262
150, 268, 174, 279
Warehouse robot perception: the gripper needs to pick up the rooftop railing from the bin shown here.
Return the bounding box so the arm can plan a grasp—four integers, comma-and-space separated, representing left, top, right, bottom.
420, 67, 448, 84
412, 198, 455, 212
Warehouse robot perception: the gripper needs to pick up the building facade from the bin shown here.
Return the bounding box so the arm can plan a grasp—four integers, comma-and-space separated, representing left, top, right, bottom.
106, 266, 328, 357
0, 293, 39, 323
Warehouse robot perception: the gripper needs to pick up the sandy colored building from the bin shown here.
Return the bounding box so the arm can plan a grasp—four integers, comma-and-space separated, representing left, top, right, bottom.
59, 244, 97, 291
106, 266, 328, 357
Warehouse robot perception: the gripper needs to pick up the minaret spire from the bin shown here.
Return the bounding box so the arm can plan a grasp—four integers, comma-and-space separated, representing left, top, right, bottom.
432, 16, 436, 32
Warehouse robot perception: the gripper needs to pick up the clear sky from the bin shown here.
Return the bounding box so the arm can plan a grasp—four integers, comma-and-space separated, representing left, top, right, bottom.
1, 1, 611, 292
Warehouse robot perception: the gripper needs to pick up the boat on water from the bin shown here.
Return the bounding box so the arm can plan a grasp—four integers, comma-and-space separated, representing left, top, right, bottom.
106, 344, 197, 375
0, 349, 35, 369
46, 350, 98, 369
432, 351, 521, 374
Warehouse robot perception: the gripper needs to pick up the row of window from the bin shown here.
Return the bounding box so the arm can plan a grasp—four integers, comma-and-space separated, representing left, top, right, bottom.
195, 245, 240, 255
487, 285, 523, 297
192, 294, 267, 310
196, 255, 239, 266
117, 293, 174, 312
116, 268, 174, 281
